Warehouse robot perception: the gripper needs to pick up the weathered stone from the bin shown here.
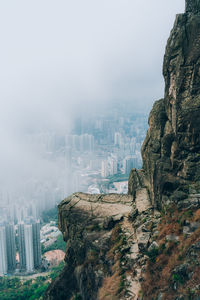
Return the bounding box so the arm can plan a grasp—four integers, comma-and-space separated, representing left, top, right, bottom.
44, 193, 133, 300
148, 241, 159, 252
175, 296, 185, 300
183, 226, 191, 235
190, 222, 200, 231
157, 293, 164, 300
137, 232, 151, 252
182, 222, 200, 235
128, 208, 139, 222
166, 234, 179, 242
186, 0, 200, 13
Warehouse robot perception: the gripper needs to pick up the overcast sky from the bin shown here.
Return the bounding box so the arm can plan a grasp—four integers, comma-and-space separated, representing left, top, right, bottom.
0, 0, 184, 197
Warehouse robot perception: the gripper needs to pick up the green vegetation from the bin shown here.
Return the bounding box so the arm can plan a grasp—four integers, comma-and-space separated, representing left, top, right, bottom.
118, 274, 126, 294
0, 262, 64, 300
98, 173, 129, 193
106, 173, 129, 183
73, 294, 82, 300
146, 247, 160, 263
42, 206, 58, 224
172, 273, 184, 285
49, 261, 65, 281
42, 234, 66, 254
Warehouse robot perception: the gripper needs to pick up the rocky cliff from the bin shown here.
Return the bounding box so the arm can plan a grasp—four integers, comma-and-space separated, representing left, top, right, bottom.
44, 1, 200, 299
44, 193, 161, 300
129, 0, 200, 210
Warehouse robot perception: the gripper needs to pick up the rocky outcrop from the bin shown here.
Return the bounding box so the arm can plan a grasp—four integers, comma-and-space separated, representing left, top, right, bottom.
44, 193, 133, 300
129, 0, 200, 209
44, 193, 159, 300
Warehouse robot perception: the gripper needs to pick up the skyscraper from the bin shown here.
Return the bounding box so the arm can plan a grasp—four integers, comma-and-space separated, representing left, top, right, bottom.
109, 158, 118, 176
32, 221, 41, 269
0, 226, 7, 275
5, 224, 16, 272
101, 160, 109, 177
18, 224, 26, 270
18, 220, 41, 272
24, 224, 34, 272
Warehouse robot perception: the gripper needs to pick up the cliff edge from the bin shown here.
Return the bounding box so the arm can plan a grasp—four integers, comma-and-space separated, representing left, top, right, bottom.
129, 0, 200, 210
44, 1, 200, 299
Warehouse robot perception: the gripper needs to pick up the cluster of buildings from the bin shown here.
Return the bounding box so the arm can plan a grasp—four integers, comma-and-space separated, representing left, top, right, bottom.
40, 221, 61, 248
65, 134, 94, 153
101, 156, 118, 177
101, 151, 141, 178
0, 106, 148, 242
0, 104, 149, 278
0, 220, 41, 275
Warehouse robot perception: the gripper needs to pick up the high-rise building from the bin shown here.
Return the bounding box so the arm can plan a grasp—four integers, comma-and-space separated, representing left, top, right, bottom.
114, 132, 122, 146
0, 227, 7, 275
65, 146, 72, 169
32, 221, 41, 269
18, 224, 26, 270
123, 156, 137, 175
80, 134, 94, 152
87, 134, 94, 152
24, 224, 34, 272
18, 220, 41, 272
72, 135, 80, 151
101, 160, 109, 177
109, 158, 118, 176
5, 224, 16, 272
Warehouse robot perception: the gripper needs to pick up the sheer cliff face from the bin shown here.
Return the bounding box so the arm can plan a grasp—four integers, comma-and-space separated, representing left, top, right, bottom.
44, 193, 135, 300
186, 0, 200, 13
136, 3, 200, 208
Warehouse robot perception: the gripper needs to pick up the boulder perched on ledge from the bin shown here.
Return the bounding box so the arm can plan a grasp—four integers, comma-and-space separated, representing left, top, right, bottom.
44, 193, 134, 300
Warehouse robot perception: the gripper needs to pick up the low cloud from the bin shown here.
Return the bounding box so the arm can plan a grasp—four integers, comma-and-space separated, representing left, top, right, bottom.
0, 0, 184, 202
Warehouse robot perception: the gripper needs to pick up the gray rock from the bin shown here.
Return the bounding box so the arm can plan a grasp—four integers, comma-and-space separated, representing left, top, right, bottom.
157, 293, 164, 300
148, 241, 159, 252
112, 214, 123, 222
183, 226, 191, 235
175, 296, 185, 300
190, 222, 200, 231
128, 208, 138, 221
166, 234, 179, 242
137, 232, 151, 251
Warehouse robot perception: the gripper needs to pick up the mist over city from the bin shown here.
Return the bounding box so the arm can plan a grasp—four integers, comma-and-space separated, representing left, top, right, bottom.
0, 1, 184, 216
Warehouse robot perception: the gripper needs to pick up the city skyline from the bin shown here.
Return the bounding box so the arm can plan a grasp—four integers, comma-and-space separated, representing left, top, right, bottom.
0, 107, 147, 219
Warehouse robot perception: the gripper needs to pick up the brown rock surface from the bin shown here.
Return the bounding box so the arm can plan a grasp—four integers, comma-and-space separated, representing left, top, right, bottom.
44, 193, 135, 300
